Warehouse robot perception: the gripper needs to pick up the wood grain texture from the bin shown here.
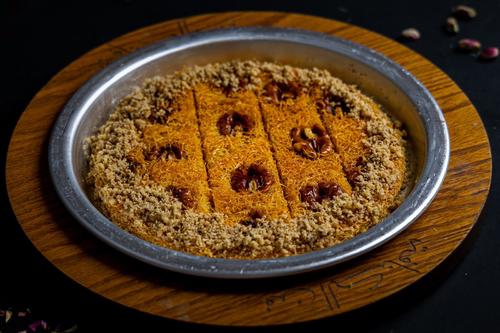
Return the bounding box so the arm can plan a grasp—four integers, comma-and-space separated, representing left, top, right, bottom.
5, 12, 492, 326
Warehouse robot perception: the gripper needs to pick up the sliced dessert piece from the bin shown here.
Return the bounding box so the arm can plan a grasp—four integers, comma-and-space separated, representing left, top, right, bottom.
195, 83, 289, 225
259, 82, 351, 216
127, 91, 211, 212
314, 90, 370, 186
315, 90, 407, 210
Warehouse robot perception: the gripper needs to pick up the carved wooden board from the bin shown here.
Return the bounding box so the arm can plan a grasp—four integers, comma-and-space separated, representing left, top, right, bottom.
6, 12, 492, 326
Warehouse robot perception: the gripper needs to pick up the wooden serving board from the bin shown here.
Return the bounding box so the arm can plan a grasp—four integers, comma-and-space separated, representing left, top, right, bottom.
6, 12, 492, 326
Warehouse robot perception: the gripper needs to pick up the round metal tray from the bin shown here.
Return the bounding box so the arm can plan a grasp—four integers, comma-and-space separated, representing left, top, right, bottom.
48, 27, 449, 279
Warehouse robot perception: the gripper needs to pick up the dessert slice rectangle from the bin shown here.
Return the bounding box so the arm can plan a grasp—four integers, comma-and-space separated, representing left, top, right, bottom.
132, 91, 212, 212
259, 90, 351, 216
316, 92, 407, 209
319, 102, 369, 184
195, 83, 289, 225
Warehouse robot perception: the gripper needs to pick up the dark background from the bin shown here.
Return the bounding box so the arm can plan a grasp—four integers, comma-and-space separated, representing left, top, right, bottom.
1, 0, 498, 332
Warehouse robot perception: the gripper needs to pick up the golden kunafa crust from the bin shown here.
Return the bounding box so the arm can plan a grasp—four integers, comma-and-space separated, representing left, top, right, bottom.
85, 60, 412, 259
195, 83, 289, 225
126, 92, 211, 213
259, 91, 351, 216
313, 87, 408, 212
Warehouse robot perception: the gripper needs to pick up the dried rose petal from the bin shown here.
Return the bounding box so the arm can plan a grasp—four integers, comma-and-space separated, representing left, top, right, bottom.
453, 5, 477, 19
28, 320, 48, 331
445, 17, 459, 34
479, 47, 499, 60
401, 28, 420, 41
458, 38, 481, 52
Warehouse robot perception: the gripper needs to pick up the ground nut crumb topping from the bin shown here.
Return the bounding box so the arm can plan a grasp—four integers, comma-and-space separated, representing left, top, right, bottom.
85, 60, 413, 259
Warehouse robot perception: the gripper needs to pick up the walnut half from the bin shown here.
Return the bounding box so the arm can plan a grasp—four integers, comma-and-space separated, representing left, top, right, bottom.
217, 112, 254, 136
231, 164, 273, 193
290, 125, 333, 159
299, 182, 343, 206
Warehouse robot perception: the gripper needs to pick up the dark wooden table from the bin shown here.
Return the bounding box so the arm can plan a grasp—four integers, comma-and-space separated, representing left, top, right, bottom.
1, 1, 499, 332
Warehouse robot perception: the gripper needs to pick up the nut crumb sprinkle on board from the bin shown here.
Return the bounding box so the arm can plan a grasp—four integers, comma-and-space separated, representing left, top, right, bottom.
85, 60, 413, 259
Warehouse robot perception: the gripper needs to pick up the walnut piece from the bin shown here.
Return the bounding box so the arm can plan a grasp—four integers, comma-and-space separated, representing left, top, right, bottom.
290, 125, 333, 159
146, 143, 185, 161
240, 209, 264, 228
167, 186, 195, 208
217, 112, 254, 136
299, 182, 343, 206
316, 93, 351, 114
262, 82, 302, 103
231, 164, 273, 193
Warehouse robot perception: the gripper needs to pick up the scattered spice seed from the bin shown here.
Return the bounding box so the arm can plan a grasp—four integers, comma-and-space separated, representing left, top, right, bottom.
445, 17, 459, 34
479, 47, 499, 60
401, 27, 420, 41
453, 5, 477, 20
5, 310, 12, 323
457, 38, 481, 52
